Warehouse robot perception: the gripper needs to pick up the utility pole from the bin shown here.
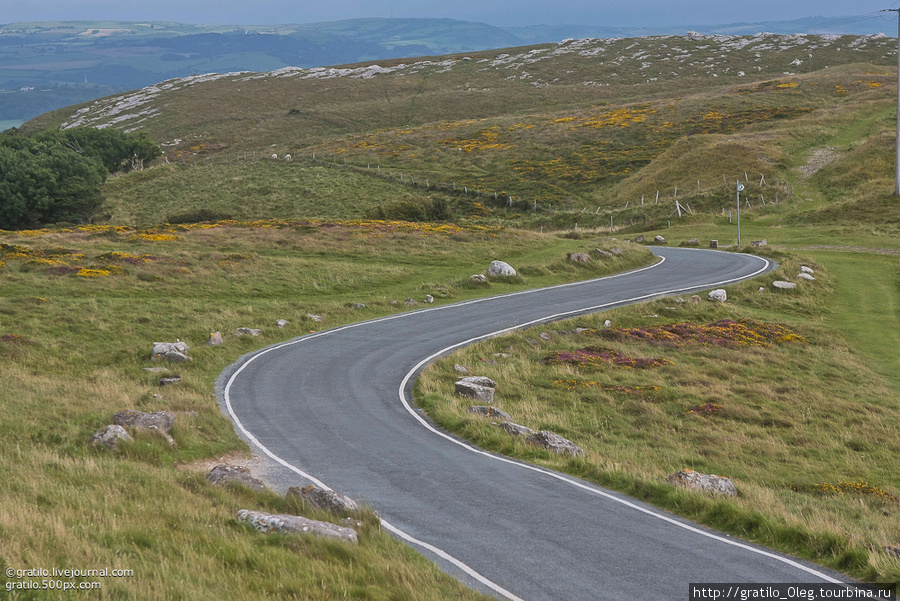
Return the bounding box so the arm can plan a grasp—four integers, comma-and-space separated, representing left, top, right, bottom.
892, 9, 900, 196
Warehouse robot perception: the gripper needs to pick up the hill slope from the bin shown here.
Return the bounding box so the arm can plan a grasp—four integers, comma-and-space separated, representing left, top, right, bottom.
26, 32, 898, 230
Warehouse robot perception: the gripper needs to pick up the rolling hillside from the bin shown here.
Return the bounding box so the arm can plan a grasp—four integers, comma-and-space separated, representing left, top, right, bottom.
24, 32, 899, 231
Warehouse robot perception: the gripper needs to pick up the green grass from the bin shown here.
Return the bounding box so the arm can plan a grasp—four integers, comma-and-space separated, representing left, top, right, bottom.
0, 219, 653, 600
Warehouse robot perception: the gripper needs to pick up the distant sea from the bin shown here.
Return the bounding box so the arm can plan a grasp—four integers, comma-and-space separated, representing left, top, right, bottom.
1, 120, 24, 132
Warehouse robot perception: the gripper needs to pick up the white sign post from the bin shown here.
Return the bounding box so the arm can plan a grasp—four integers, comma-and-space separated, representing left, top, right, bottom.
736, 182, 744, 247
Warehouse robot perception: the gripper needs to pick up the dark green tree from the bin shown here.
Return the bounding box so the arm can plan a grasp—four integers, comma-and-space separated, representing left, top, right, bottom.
0, 136, 106, 230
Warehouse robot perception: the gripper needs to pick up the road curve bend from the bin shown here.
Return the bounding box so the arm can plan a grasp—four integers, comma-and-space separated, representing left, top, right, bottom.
220, 247, 845, 600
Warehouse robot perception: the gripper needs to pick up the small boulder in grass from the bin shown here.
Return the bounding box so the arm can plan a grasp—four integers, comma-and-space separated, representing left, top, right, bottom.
206, 465, 265, 491
708, 289, 727, 303
207, 331, 224, 346
237, 509, 358, 544
457, 376, 497, 389
667, 469, 737, 496
525, 431, 585, 456
497, 422, 535, 437
90, 425, 132, 450
288, 485, 360, 514
885, 545, 900, 559
467, 406, 512, 421
114, 409, 175, 434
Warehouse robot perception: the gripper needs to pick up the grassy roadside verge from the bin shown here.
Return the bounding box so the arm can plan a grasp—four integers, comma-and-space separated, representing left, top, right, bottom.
0, 219, 652, 600
415, 250, 900, 583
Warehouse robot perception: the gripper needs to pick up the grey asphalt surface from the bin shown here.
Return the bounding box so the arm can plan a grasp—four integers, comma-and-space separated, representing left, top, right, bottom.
219, 247, 848, 601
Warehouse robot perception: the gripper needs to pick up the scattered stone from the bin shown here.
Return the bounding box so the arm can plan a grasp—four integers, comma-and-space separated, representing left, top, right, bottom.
457, 376, 497, 388
610, 248, 624, 256
114, 409, 175, 434
151, 341, 189, 361
634, 235, 645, 243
142, 367, 169, 373
667, 469, 737, 496
708, 289, 727, 302
603, 319, 612, 327
592, 249, 614, 258
801, 266, 815, 274
276, 319, 289, 329
237, 509, 358, 544
750, 239, 768, 248
690, 295, 702, 304
424, 295, 434, 304
539, 332, 551, 341
497, 422, 535, 437
493, 353, 510, 358
453, 364, 469, 374
575, 327, 591, 334
404, 298, 418, 306
160, 376, 182, 386
759, 287, 766, 292
709, 240, 718, 249
455, 381, 495, 404
675, 297, 686, 303
525, 431, 585, 456
885, 545, 900, 559
288, 485, 360, 514
773, 281, 797, 290
487, 260, 517, 277
467, 406, 512, 421
654, 235, 667, 244
206, 465, 265, 491
351, 303, 366, 310
90, 425, 132, 450
799, 272, 816, 281
306, 314, 323, 322
569, 252, 591, 264
206, 331, 224, 346
470, 274, 487, 283
237, 327, 260, 336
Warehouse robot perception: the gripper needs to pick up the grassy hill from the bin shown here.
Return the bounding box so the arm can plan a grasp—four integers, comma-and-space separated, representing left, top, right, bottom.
5, 32, 900, 597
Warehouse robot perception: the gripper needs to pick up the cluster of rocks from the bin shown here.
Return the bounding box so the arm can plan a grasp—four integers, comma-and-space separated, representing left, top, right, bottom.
90, 409, 177, 450
205, 464, 364, 544
772, 265, 816, 291
634, 235, 666, 245
454, 373, 585, 457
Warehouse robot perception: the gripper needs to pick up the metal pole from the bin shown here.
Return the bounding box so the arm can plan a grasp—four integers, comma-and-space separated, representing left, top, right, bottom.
895, 9, 900, 195
737, 181, 743, 247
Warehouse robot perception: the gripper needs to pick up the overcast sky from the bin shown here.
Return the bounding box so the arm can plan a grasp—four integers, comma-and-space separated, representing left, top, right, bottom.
3, 0, 899, 29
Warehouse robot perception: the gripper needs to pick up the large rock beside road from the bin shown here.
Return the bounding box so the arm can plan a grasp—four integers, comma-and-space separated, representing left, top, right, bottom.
455, 381, 494, 403
525, 431, 585, 456
457, 376, 497, 389
237, 509, 358, 544
488, 260, 517, 277
667, 469, 737, 496
288, 485, 360, 514
113, 409, 175, 434
207, 465, 265, 491
708, 289, 727, 302
773, 281, 797, 290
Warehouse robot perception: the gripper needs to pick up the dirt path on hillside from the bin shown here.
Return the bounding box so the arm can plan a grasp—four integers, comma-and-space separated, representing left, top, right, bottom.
795, 147, 840, 177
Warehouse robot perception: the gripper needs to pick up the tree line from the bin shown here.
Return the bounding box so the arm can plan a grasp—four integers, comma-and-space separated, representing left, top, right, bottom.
0, 127, 161, 230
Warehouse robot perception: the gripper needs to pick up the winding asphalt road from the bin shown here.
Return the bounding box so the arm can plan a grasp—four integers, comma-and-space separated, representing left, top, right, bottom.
219, 247, 847, 600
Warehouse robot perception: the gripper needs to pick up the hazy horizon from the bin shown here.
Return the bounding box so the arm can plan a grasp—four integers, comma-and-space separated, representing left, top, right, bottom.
3, 0, 898, 29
